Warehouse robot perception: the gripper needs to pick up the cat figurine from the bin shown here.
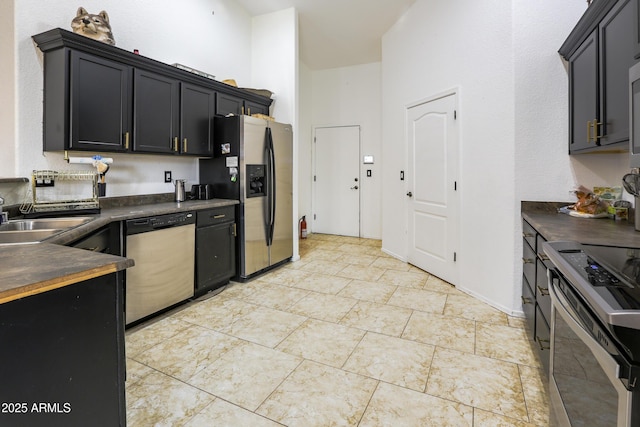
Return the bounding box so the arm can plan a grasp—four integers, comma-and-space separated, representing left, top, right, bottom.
71, 7, 115, 46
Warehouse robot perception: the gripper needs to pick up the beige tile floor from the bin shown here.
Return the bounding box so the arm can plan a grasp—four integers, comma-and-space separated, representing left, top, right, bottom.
125, 234, 550, 426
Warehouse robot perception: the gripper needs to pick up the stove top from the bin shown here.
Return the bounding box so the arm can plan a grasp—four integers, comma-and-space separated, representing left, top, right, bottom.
544, 241, 640, 331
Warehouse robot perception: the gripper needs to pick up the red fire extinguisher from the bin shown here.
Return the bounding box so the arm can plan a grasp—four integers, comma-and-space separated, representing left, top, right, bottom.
300, 216, 307, 239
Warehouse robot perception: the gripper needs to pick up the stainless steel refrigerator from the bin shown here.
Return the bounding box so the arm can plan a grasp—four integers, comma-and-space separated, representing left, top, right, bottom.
199, 115, 293, 280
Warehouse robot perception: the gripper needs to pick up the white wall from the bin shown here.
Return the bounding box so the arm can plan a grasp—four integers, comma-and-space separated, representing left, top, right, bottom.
382, 0, 597, 315
298, 62, 314, 227
6, 0, 255, 197
309, 63, 383, 239
0, 0, 15, 177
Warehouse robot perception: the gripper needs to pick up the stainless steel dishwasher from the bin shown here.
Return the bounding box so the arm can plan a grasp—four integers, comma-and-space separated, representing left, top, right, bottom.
125, 212, 195, 325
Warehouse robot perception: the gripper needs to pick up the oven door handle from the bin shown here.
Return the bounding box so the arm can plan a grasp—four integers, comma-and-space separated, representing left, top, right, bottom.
550, 279, 624, 386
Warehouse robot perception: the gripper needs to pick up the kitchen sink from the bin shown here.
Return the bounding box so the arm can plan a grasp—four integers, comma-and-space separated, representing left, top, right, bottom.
0, 229, 64, 244
0, 217, 94, 245
0, 217, 93, 231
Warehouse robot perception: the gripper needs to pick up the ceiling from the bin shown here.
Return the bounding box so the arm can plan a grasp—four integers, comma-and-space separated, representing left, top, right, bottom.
234, 0, 417, 70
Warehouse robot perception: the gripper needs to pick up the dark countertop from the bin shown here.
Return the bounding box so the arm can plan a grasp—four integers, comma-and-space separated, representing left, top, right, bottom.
0, 197, 238, 304
0, 243, 133, 304
44, 198, 239, 246
522, 201, 640, 248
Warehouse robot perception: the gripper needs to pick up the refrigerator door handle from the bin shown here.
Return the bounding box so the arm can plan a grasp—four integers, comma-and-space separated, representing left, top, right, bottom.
266, 127, 276, 246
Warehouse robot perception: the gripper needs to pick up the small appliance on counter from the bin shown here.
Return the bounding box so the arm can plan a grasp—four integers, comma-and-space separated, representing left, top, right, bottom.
189, 184, 214, 200
623, 172, 640, 231
174, 179, 186, 202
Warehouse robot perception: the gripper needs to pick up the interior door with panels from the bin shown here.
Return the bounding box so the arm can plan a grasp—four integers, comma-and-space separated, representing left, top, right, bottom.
406, 93, 459, 285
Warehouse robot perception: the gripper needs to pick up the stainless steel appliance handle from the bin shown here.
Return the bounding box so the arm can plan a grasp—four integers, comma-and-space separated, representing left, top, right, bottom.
549, 273, 622, 383
266, 127, 276, 246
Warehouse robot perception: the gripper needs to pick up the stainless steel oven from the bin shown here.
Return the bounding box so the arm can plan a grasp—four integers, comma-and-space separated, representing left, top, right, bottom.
544, 241, 640, 427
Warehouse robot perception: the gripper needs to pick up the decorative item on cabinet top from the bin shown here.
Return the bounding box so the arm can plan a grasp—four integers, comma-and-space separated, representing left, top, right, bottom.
171, 63, 215, 80
70, 7, 115, 46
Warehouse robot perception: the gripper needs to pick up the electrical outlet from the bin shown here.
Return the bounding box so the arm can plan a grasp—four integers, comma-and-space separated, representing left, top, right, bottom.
164, 171, 172, 183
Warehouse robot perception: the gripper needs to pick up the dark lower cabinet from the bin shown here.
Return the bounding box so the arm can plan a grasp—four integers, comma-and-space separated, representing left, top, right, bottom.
521, 219, 551, 374
0, 273, 126, 427
195, 206, 236, 296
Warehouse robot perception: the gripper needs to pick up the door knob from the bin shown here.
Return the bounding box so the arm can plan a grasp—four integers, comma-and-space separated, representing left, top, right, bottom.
406, 191, 413, 197
351, 185, 359, 190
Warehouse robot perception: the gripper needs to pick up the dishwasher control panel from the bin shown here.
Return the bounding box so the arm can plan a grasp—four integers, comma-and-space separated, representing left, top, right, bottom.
126, 212, 195, 235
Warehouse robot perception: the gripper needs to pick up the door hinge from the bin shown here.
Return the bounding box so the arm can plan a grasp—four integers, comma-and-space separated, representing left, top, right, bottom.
314, 175, 316, 182
314, 214, 316, 220
454, 181, 457, 191
314, 137, 316, 143
454, 252, 457, 262
454, 110, 457, 120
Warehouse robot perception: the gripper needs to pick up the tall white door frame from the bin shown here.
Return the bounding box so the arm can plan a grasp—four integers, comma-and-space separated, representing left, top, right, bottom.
312, 125, 361, 237
405, 89, 460, 285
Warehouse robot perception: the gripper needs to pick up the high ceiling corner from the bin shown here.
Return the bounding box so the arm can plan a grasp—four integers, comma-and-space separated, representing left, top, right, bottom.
234, 0, 417, 70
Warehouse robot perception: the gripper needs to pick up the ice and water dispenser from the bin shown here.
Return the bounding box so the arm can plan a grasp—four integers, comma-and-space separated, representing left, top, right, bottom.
246, 164, 266, 198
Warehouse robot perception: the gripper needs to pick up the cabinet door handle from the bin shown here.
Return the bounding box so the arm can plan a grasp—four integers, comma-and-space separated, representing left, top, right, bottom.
213, 214, 225, 219
521, 296, 533, 305
587, 120, 593, 143
593, 119, 603, 142
522, 232, 534, 238
538, 252, 549, 261
522, 258, 535, 264
125, 132, 130, 149
537, 286, 550, 296
231, 223, 237, 237
183, 138, 188, 153
173, 137, 179, 152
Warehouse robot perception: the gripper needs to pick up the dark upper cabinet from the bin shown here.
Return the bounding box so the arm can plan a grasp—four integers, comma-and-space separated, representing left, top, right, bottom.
244, 100, 269, 116
180, 83, 215, 156
216, 93, 270, 117
43, 50, 131, 152
216, 92, 244, 116
599, 0, 637, 146
568, 31, 598, 152
561, 0, 638, 153
33, 28, 272, 157
635, 0, 640, 58
133, 74, 215, 156
133, 69, 179, 154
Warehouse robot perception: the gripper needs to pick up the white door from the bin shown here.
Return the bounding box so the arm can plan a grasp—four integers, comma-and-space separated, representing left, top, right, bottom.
313, 126, 360, 237
406, 93, 459, 284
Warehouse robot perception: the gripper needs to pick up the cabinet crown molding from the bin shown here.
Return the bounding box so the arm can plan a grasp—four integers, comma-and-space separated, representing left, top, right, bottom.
32, 28, 272, 106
